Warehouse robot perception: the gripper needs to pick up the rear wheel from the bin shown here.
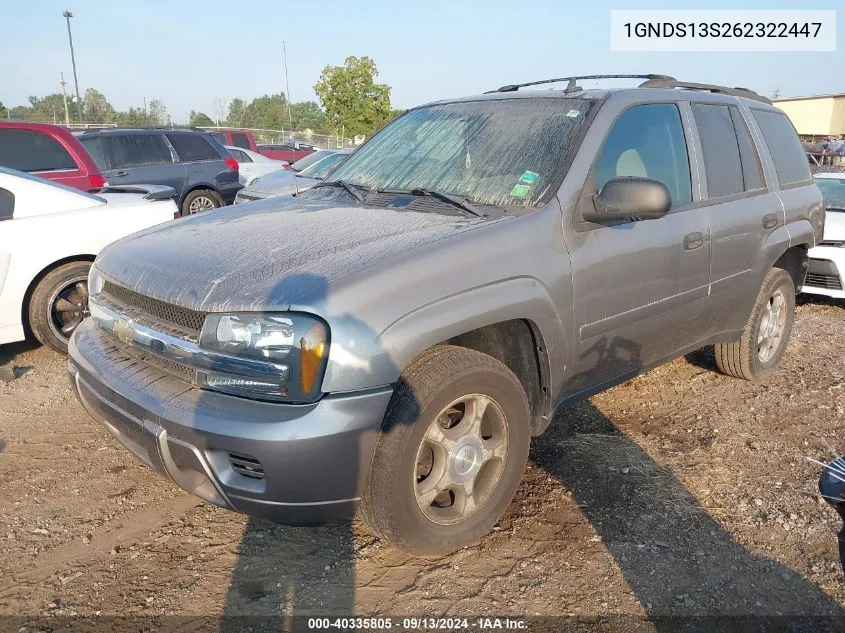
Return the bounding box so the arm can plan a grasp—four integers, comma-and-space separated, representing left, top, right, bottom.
715, 267, 795, 381
181, 189, 222, 216
28, 261, 92, 354
360, 346, 530, 557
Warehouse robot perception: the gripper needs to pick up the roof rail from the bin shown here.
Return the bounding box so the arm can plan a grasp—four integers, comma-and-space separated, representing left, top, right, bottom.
486, 74, 676, 94
486, 74, 772, 104
637, 77, 771, 104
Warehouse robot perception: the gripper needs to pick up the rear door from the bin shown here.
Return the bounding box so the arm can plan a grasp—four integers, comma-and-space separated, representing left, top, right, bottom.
165, 131, 234, 193
101, 132, 187, 197
0, 128, 86, 189
564, 102, 711, 395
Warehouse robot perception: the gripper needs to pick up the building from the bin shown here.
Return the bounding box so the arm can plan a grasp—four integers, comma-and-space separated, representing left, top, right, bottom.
772, 93, 845, 140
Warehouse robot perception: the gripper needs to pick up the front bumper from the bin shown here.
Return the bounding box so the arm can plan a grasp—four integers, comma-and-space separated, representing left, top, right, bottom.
68, 318, 393, 523
803, 246, 845, 299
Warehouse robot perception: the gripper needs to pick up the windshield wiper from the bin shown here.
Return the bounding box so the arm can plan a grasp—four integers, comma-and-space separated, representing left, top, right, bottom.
408, 188, 485, 218
310, 179, 365, 202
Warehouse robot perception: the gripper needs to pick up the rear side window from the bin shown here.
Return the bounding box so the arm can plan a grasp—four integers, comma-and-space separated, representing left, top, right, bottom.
730, 107, 764, 191
79, 136, 106, 169
0, 129, 77, 172
105, 134, 173, 169
691, 104, 743, 197
231, 133, 251, 149
595, 103, 692, 206
752, 110, 812, 185
229, 148, 251, 162
210, 132, 226, 145
165, 133, 219, 162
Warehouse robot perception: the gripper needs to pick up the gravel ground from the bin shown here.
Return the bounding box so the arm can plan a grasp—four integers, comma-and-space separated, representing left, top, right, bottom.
1, 296, 844, 631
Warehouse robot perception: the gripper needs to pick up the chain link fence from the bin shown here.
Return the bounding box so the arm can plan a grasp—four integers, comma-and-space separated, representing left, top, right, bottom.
202, 126, 361, 149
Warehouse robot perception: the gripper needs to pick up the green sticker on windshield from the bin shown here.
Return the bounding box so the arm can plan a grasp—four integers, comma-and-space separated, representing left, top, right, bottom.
510, 183, 531, 198
519, 170, 539, 185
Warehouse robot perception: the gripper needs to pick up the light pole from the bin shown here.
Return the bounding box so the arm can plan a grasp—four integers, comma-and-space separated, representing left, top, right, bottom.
62, 10, 83, 122
283, 41, 293, 134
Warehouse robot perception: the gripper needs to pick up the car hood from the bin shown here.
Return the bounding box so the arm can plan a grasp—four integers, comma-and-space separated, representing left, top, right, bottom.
94, 193, 484, 312
823, 209, 845, 241
244, 170, 297, 194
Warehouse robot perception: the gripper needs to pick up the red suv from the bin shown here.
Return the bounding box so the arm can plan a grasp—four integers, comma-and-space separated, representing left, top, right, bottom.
0, 121, 107, 191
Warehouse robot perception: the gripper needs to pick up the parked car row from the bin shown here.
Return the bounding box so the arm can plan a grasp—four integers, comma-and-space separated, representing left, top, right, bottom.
208, 129, 317, 163
234, 148, 352, 202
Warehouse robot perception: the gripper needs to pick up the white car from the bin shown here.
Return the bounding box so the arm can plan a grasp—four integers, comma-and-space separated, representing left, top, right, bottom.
225, 146, 288, 186
0, 168, 177, 353
804, 173, 845, 299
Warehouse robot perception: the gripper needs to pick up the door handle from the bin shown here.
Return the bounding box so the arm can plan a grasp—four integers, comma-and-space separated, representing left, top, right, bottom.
111, 171, 129, 178
683, 231, 704, 250
762, 213, 779, 229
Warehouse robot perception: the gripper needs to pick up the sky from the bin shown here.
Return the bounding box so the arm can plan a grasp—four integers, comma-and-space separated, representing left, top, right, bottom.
1, 0, 841, 124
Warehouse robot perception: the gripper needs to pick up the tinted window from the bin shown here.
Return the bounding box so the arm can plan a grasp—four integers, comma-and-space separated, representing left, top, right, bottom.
0, 129, 77, 172
752, 110, 812, 185
105, 134, 173, 169
229, 148, 250, 162
730, 107, 764, 191
79, 136, 106, 169
692, 104, 743, 197
210, 132, 226, 145
231, 133, 251, 149
595, 104, 691, 206
166, 133, 219, 162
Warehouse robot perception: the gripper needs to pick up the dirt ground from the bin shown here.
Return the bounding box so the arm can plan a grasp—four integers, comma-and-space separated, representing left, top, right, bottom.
1, 296, 844, 631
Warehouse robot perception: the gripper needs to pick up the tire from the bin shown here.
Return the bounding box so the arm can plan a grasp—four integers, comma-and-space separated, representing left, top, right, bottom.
28, 260, 92, 355
360, 345, 531, 557
181, 189, 222, 216
714, 267, 795, 381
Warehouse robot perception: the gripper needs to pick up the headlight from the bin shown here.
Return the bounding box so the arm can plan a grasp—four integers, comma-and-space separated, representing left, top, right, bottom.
199, 313, 328, 402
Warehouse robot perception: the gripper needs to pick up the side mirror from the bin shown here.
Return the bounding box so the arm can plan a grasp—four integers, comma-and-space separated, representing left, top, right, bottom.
0, 188, 14, 222
583, 177, 671, 223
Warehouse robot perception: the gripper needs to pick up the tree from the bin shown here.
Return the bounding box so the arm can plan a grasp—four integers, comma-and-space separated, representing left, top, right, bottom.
148, 99, 168, 125
241, 93, 288, 130
189, 111, 215, 127
0, 102, 7, 119
82, 88, 116, 123
314, 56, 392, 137
226, 98, 246, 127
290, 101, 327, 133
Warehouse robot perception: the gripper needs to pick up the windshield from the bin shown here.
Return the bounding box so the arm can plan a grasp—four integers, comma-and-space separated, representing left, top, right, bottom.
299, 152, 349, 180
290, 150, 335, 172
816, 177, 845, 210
327, 98, 592, 207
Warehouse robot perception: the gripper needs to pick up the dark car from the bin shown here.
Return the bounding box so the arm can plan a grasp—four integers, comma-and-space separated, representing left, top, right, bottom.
0, 121, 107, 192
78, 129, 242, 216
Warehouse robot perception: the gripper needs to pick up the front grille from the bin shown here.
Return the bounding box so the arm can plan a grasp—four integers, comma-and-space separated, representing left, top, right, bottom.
805, 273, 843, 290
102, 281, 206, 340
228, 453, 265, 480
103, 329, 196, 383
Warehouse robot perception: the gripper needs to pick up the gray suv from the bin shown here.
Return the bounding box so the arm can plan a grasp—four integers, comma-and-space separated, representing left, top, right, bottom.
68, 75, 824, 556
78, 128, 242, 216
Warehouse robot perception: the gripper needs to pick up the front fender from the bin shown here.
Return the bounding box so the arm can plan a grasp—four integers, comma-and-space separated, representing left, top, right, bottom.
320, 277, 565, 393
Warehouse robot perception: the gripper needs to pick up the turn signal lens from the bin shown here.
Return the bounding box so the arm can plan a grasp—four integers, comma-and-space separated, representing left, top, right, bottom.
300, 322, 327, 394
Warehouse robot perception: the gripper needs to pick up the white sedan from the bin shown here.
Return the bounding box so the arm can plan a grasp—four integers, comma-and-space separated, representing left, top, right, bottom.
804, 173, 845, 299
0, 168, 177, 353
225, 146, 288, 186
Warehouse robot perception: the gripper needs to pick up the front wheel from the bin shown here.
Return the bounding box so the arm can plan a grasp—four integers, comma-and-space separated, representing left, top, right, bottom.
28, 260, 92, 354
360, 346, 530, 557
181, 189, 222, 216
715, 267, 795, 381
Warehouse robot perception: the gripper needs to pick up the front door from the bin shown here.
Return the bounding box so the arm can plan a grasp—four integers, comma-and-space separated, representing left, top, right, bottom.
563, 102, 711, 396
102, 133, 187, 197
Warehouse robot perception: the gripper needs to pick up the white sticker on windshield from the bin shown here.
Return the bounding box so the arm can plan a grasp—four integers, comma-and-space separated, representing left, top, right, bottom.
566, 109, 580, 118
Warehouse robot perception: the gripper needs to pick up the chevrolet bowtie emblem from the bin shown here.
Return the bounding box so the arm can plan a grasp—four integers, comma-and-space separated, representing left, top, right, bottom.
113, 318, 134, 344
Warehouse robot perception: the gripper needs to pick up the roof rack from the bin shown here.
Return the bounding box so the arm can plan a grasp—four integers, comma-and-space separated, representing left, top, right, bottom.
486, 74, 771, 104
486, 74, 675, 94
637, 77, 771, 104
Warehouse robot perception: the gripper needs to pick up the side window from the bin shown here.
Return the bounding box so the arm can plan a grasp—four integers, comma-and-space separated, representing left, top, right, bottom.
229, 148, 250, 162
594, 104, 691, 206
729, 107, 764, 191
105, 134, 173, 169
79, 136, 107, 170
751, 110, 812, 185
691, 103, 743, 198
0, 129, 77, 172
231, 133, 251, 149
165, 133, 219, 162
0, 188, 14, 221
210, 132, 226, 145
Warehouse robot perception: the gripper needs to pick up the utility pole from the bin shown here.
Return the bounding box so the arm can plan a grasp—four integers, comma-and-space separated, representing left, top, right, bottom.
283, 40, 293, 133
62, 11, 83, 121
60, 72, 71, 125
